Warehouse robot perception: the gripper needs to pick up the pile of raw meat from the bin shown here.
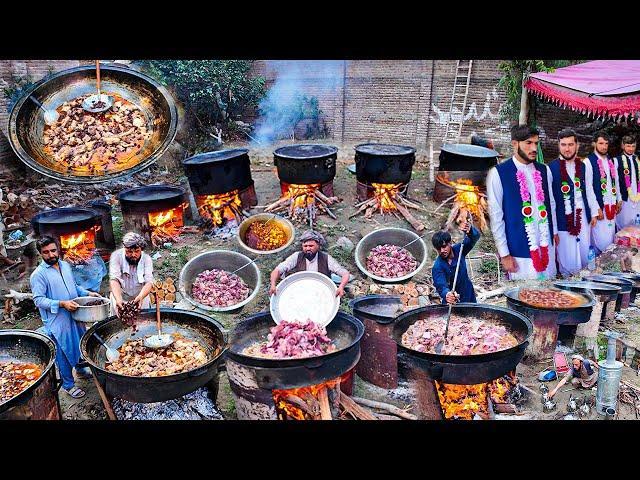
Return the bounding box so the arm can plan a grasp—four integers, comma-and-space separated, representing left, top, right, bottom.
192, 269, 250, 308
43, 95, 150, 174
401, 316, 518, 355
243, 320, 336, 359
366, 244, 418, 278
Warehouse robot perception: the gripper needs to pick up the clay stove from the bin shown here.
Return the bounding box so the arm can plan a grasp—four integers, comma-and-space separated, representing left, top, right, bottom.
31, 207, 103, 265
118, 185, 190, 247
182, 149, 258, 231
265, 144, 340, 227
225, 311, 364, 420
352, 143, 425, 231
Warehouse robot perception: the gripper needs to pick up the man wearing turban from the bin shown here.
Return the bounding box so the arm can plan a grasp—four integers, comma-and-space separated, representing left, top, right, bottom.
109, 232, 155, 316
269, 230, 350, 297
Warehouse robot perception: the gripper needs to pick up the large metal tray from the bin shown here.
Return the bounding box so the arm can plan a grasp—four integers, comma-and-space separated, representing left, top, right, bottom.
270, 271, 339, 327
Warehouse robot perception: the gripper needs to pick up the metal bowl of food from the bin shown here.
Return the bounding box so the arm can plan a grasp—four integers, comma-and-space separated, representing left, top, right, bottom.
8, 64, 178, 183
237, 213, 295, 256
354, 227, 427, 283
178, 249, 261, 312
70, 296, 111, 323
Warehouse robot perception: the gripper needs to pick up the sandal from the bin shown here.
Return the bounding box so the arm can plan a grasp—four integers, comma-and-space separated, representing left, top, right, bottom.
64, 386, 86, 399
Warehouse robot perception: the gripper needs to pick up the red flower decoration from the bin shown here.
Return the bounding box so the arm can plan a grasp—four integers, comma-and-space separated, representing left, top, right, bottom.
561, 184, 570, 194
539, 209, 547, 219
522, 205, 533, 217
574, 180, 581, 189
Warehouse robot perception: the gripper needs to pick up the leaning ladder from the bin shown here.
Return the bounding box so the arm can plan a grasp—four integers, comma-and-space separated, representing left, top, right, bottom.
442, 60, 473, 144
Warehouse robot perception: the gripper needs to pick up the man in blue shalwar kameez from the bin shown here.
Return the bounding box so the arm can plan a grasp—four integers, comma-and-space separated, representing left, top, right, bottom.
30, 236, 101, 398
431, 217, 480, 305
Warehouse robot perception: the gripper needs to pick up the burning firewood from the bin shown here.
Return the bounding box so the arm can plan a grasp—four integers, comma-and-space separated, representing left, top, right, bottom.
338, 392, 377, 420
351, 183, 426, 231
351, 396, 417, 420
264, 184, 340, 227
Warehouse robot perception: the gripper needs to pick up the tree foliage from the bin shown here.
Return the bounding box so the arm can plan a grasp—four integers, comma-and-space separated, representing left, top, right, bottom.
497, 60, 573, 122
137, 60, 266, 141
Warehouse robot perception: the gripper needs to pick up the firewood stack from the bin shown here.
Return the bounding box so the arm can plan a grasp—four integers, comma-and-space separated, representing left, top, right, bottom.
149, 278, 176, 305
350, 183, 426, 231
347, 280, 433, 308
264, 187, 340, 226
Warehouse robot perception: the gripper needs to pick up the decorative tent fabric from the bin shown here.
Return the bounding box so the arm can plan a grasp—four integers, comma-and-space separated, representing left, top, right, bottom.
524, 61, 640, 120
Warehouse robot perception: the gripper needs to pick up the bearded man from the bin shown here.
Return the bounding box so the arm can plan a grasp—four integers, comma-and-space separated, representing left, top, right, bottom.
269, 230, 350, 297
487, 124, 559, 280
549, 129, 601, 276
109, 232, 154, 317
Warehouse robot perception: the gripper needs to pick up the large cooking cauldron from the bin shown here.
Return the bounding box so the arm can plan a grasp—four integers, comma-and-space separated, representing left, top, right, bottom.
183, 148, 254, 196
0, 330, 61, 420
602, 272, 640, 304
438, 144, 499, 171
8, 64, 178, 183
274, 144, 338, 185
226, 311, 364, 390
391, 304, 532, 385
31, 207, 101, 237
355, 143, 416, 184
505, 287, 595, 325
583, 275, 633, 311
81, 309, 227, 403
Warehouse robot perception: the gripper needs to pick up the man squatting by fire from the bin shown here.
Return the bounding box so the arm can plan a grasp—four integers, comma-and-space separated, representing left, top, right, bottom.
109, 232, 155, 317
269, 230, 350, 297
431, 213, 481, 305
548, 354, 598, 399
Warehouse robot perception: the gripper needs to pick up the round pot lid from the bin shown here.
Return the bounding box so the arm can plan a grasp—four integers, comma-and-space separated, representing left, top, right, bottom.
270, 271, 339, 327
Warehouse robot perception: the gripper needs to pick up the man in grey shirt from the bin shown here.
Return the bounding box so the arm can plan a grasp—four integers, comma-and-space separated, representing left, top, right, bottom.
109, 232, 155, 316
269, 230, 350, 297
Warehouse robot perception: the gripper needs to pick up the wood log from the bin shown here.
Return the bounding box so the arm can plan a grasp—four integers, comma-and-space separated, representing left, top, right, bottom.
351, 396, 418, 420
165, 277, 174, 284
165, 293, 175, 302
339, 392, 377, 420
493, 403, 518, 414
477, 287, 506, 301
394, 200, 425, 231
154, 280, 163, 289
318, 387, 332, 420
166, 284, 176, 293
373, 413, 402, 420
92, 374, 116, 421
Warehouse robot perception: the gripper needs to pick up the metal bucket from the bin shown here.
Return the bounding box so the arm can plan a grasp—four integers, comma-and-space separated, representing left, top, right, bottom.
596, 360, 623, 415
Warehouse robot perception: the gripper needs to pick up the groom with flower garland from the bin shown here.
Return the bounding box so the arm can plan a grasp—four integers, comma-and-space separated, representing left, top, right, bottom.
488, 124, 559, 280
586, 131, 622, 253
549, 128, 601, 277
615, 135, 640, 229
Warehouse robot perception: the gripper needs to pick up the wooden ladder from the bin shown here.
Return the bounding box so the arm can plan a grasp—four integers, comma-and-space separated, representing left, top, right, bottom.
442, 60, 473, 144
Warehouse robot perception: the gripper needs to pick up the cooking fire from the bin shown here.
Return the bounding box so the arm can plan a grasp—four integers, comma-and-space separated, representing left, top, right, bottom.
352, 182, 425, 231
264, 183, 339, 228
437, 174, 489, 231
196, 190, 246, 230
60, 227, 98, 264
148, 203, 187, 247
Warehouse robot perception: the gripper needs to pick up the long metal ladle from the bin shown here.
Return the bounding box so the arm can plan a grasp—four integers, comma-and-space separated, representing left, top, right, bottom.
434, 213, 472, 354
81, 60, 114, 113
143, 295, 174, 349
29, 96, 59, 125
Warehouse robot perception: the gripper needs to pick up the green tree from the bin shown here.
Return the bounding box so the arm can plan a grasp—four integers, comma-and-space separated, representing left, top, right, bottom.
497, 60, 574, 123
137, 60, 266, 147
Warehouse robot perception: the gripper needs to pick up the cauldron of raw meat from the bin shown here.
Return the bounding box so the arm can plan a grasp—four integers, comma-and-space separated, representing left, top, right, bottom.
226, 311, 364, 390
80, 309, 227, 403
391, 304, 532, 385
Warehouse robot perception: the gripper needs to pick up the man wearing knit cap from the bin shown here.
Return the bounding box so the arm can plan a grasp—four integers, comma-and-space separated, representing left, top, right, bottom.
109, 232, 155, 316
269, 230, 350, 297
548, 354, 598, 399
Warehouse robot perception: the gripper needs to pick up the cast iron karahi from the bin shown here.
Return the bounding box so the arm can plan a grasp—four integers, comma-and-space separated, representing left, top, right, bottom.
348, 294, 404, 324
31, 207, 101, 237
354, 143, 416, 184
226, 311, 364, 390
183, 148, 254, 196
80, 309, 227, 403
8, 64, 178, 184
117, 185, 186, 214
0, 330, 58, 415
391, 304, 532, 385
273, 144, 338, 185
504, 286, 595, 324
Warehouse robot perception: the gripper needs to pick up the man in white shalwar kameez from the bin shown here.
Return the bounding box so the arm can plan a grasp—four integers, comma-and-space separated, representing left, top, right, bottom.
615, 135, 640, 229
549, 129, 601, 277
488, 125, 559, 281
587, 132, 622, 253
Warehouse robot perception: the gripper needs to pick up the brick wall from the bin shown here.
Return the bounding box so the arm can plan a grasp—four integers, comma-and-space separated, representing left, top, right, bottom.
251, 60, 512, 153
0, 60, 81, 173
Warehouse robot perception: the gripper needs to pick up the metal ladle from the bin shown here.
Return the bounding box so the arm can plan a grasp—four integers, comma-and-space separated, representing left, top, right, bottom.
29, 96, 59, 125
143, 296, 174, 349
81, 60, 114, 113
434, 213, 472, 354
93, 332, 120, 363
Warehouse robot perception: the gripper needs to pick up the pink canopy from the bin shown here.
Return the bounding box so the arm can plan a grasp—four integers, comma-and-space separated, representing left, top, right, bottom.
524, 60, 640, 120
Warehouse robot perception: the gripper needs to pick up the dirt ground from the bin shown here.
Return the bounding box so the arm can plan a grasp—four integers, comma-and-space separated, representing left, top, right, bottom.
4, 138, 640, 420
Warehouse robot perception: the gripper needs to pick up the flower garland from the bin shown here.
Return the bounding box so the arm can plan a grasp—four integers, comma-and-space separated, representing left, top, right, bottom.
597, 156, 618, 220
559, 158, 583, 236
621, 154, 640, 203
516, 169, 550, 273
